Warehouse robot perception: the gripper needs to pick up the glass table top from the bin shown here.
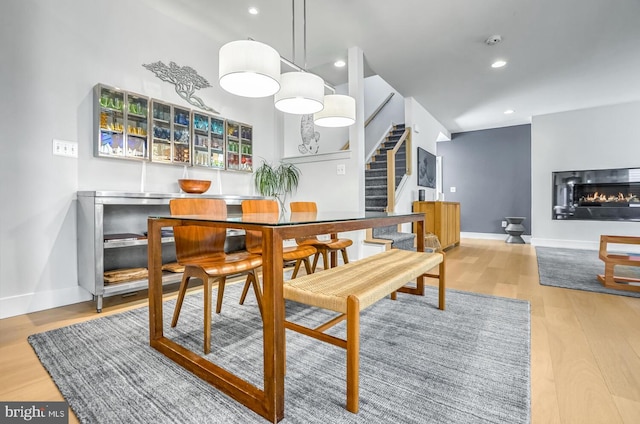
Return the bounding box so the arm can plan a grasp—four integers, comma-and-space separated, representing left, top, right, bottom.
150, 210, 422, 226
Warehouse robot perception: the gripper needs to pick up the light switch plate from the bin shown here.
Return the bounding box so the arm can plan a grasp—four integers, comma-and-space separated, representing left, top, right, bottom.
52, 139, 78, 158
450, 186, 456, 192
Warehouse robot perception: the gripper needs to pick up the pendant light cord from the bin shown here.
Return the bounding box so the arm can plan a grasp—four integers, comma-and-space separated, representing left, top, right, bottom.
303, 0, 307, 69
291, 0, 296, 65
291, 0, 308, 69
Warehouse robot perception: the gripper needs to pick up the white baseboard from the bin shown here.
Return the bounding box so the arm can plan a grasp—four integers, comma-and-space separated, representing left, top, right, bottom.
528, 238, 598, 250
461, 232, 532, 243
530, 237, 640, 253
461, 233, 606, 250
0, 286, 92, 319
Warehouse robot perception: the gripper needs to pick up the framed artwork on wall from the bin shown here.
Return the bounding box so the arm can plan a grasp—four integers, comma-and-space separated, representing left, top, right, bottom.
417, 147, 437, 189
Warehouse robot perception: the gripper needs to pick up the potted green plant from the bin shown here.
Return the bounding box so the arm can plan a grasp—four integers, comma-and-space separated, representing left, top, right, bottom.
253, 160, 301, 213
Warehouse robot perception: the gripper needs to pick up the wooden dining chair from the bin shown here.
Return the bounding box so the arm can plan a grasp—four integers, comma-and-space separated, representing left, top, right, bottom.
290, 201, 353, 271
239, 199, 317, 306
169, 198, 263, 354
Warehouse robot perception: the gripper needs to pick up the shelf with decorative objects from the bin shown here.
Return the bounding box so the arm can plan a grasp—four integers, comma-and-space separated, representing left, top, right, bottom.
226, 120, 253, 172
193, 112, 226, 169
95, 84, 149, 160
93, 83, 252, 173
150, 99, 192, 165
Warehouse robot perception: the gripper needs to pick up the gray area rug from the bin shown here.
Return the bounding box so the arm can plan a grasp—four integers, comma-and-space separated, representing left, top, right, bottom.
29, 283, 530, 423
536, 246, 640, 298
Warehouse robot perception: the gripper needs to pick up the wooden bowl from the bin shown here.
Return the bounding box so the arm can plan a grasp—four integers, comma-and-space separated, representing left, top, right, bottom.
178, 179, 211, 194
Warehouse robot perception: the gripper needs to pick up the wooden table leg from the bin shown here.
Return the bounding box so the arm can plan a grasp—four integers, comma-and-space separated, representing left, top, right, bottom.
330, 233, 338, 267
148, 218, 166, 342
416, 220, 425, 296
438, 255, 446, 310
261, 227, 286, 422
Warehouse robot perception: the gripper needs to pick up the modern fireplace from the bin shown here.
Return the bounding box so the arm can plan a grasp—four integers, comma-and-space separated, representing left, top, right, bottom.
552, 167, 640, 221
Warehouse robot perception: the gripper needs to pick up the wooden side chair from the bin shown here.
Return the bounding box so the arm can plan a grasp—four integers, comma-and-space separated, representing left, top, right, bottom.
169, 198, 263, 354
240, 200, 317, 305
290, 201, 353, 271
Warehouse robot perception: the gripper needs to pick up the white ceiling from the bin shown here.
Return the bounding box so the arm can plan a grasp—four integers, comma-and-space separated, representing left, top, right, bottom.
145, 0, 640, 133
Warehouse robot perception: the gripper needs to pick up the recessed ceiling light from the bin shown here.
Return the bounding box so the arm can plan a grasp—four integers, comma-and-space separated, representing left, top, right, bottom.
504, 109, 515, 115
491, 60, 507, 68
334, 60, 346, 68
248, 7, 259, 15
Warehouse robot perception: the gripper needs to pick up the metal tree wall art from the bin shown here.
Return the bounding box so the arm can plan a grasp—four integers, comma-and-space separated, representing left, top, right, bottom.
143, 61, 218, 113
299, 114, 320, 154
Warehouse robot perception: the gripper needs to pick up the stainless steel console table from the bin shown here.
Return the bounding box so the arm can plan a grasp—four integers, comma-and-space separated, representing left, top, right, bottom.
77, 191, 262, 312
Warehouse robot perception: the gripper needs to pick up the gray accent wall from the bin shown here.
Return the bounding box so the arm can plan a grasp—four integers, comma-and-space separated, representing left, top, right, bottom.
436, 124, 531, 235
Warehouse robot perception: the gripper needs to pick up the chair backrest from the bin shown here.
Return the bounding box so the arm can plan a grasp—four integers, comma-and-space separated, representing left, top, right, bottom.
290, 201, 320, 242
290, 201, 318, 213
169, 198, 227, 263
241, 199, 279, 253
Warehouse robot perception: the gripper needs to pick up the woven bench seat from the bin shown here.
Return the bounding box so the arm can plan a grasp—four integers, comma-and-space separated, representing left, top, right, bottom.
284, 248, 444, 313
283, 248, 445, 413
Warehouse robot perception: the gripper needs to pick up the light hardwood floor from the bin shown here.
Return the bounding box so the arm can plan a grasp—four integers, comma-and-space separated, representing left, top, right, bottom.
1, 239, 639, 423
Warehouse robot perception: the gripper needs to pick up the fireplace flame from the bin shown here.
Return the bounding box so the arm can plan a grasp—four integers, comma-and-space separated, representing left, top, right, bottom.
580, 191, 639, 203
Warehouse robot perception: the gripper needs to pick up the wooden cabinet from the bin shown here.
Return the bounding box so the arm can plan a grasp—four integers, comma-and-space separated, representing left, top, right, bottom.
412, 201, 460, 250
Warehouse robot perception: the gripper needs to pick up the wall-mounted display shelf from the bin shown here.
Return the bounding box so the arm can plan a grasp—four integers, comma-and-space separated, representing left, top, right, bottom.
193, 112, 226, 169
94, 84, 149, 160
226, 120, 253, 172
77, 191, 264, 312
94, 83, 253, 173
150, 100, 192, 165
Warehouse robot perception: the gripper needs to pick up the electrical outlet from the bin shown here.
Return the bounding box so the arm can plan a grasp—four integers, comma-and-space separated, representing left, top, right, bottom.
337, 164, 346, 175
501, 220, 507, 228
52, 139, 78, 158
450, 186, 456, 192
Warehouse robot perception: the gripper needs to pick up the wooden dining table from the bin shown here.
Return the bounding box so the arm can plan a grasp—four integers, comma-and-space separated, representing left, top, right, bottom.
147, 210, 427, 422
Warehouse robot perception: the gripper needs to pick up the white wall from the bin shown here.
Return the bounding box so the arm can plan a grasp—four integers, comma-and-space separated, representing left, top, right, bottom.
531, 101, 640, 249
282, 82, 349, 157
397, 98, 450, 231
0, 0, 278, 318
364, 75, 405, 157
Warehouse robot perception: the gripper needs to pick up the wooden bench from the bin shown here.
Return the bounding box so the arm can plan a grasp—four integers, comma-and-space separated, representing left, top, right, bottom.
598, 235, 640, 292
283, 248, 445, 413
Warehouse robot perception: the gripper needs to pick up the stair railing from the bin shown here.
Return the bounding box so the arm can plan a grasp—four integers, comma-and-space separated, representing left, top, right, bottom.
365, 92, 395, 127
386, 127, 411, 212
341, 92, 395, 151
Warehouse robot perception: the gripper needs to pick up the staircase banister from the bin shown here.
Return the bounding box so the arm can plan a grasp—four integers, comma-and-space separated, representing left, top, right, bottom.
389, 127, 412, 176
365, 92, 395, 127
386, 127, 412, 213
341, 92, 396, 151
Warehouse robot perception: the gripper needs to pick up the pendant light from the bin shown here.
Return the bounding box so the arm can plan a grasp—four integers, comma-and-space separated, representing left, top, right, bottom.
275, 71, 324, 114
274, 0, 325, 114
219, 39, 281, 98
314, 94, 356, 127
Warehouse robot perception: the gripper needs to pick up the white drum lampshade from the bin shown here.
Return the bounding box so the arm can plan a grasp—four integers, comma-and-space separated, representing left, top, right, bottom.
314, 94, 356, 127
219, 40, 281, 98
274, 72, 325, 114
